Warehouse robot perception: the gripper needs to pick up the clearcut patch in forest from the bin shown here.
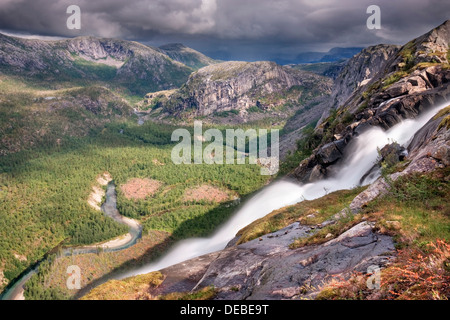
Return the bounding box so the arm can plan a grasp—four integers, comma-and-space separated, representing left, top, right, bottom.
0, 117, 270, 297
184, 184, 232, 203
120, 178, 162, 200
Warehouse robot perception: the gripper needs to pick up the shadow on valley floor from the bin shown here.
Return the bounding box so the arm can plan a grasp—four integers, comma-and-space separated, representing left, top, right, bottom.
72, 189, 272, 300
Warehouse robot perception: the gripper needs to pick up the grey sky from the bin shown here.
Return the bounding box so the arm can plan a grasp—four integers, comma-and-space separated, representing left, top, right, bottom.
0, 0, 448, 61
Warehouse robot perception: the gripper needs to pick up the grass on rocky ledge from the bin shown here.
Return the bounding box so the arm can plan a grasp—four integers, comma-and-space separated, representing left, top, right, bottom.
235, 187, 366, 245
82, 271, 217, 300
433, 105, 450, 130
81, 272, 165, 300
289, 213, 364, 249
367, 168, 450, 248
315, 167, 450, 300
158, 286, 217, 300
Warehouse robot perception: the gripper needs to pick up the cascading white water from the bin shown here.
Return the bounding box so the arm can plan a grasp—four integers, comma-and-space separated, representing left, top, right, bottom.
123, 102, 448, 278
124, 181, 306, 277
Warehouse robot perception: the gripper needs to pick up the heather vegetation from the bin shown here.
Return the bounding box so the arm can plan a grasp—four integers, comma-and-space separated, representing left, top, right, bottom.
316, 168, 450, 300
1, 22, 449, 301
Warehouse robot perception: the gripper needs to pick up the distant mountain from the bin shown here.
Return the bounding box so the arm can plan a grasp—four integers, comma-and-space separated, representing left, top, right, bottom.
318, 47, 364, 62
158, 43, 218, 70
274, 47, 364, 65
289, 60, 347, 79
0, 33, 194, 96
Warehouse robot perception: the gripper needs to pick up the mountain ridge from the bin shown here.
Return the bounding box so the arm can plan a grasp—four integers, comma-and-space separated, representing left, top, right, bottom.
140, 60, 332, 124
80, 20, 450, 301
272, 47, 364, 65
290, 20, 450, 183
0, 33, 194, 96
157, 43, 218, 70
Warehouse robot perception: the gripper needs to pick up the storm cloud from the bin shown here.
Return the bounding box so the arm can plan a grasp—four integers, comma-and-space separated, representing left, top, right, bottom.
0, 0, 449, 61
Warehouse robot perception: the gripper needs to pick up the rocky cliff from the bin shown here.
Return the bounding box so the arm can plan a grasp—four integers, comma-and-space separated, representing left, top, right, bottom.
316, 44, 401, 125
278, 44, 400, 161
83, 102, 449, 301
81, 21, 450, 301
0, 33, 194, 95
291, 20, 450, 183
146, 60, 332, 122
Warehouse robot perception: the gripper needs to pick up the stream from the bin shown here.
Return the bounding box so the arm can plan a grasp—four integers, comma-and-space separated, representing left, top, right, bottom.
1, 102, 447, 299
0, 183, 142, 300
120, 102, 448, 279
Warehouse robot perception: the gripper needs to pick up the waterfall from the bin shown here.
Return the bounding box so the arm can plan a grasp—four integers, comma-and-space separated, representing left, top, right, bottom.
122, 102, 448, 278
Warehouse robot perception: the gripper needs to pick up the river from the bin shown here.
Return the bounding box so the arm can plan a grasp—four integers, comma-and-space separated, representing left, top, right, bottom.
1, 102, 447, 299
0, 182, 142, 300
120, 102, 448, 279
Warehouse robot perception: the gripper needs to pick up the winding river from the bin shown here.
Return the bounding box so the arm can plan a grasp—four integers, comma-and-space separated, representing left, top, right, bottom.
0, 182, 142, 300
120, 102, 449, 279
1, 102, 447, 300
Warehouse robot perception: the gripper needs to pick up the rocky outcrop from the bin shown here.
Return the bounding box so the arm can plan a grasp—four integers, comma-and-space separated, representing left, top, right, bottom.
158, 61, 332, 118
280, 44, 399, 163
378, 142, 407, 164
200, 222, 394, 300
0, 33, 194, 95
126, 105, 450, 301
317, 139, 346, 165
144, 221, 394, 300
66, 37, 132, 63
316, 44, 401, 126
291, 21, 450, 184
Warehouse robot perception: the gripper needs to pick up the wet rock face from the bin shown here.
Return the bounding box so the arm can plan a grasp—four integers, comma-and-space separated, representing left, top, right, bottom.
291, 21, 450, 184
151, 222, 395, 300
317, 139, 346, 165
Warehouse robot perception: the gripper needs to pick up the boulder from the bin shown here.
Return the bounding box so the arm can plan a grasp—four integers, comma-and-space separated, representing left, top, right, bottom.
317, 139, 346, 165
385, 81, 412, 98
425, 66, 450, 88
379, 142, 408, 166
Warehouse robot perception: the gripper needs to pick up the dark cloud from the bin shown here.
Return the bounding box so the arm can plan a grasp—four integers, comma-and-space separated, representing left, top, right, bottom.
0, 0, 449, 61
